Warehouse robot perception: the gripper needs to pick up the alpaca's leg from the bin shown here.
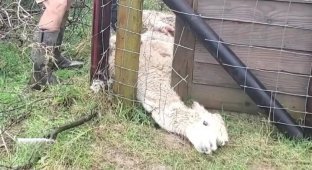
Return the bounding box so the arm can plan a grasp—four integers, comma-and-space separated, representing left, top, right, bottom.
149, 104, 184, 136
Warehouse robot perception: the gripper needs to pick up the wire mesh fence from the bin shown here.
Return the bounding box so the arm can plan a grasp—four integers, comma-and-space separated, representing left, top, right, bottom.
0, 0, 93, 166
0, 0, 312, 167
181, 0, 312, 136
91, 0, 312, 141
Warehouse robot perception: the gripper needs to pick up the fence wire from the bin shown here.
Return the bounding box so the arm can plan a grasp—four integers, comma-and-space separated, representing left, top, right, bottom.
93, 0, 312, 131
0, 0, 311, 165
0, 0, 91, 165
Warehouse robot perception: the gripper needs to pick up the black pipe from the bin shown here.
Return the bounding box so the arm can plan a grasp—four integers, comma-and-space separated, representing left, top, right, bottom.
162, 0, 304, 138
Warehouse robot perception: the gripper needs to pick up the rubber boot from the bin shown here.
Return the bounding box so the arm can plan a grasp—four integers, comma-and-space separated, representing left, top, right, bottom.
53, 27, 84, 69
29, 30, 59, 90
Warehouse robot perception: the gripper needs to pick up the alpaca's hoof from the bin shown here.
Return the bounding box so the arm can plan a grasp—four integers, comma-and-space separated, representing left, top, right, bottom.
186, 114, 228, 154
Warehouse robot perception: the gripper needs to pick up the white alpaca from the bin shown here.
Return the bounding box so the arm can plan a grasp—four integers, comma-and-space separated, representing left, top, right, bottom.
107, 11, 229, 154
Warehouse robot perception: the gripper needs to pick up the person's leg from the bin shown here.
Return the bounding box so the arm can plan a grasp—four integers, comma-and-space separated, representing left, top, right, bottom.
29, 0, 72, 90
38, 0, 70, 31
53, 9, 84, 69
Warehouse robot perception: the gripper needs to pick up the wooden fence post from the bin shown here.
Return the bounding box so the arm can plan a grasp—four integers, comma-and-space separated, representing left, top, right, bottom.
113, 0, 143, 105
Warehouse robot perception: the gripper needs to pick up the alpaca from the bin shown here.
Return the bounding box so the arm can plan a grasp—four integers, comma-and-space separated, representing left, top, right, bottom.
98, 10, 229, 154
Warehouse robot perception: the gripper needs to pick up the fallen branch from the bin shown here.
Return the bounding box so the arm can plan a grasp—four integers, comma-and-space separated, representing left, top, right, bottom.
12, 110, 99, 169
0, 130, 10, 155
15, 110, 98, 143
44, 110, 98, 140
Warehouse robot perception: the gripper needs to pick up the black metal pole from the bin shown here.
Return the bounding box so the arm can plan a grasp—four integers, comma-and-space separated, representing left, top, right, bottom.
162, 0, 304, 138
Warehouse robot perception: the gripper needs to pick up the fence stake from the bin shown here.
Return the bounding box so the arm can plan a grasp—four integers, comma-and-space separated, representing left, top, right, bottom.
90, 0, 112, 83
113, 0, 143, 105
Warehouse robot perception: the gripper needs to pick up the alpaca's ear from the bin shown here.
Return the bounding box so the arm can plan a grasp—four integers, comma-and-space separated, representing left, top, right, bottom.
192, 101, 201, 108
192, 102, 206, 112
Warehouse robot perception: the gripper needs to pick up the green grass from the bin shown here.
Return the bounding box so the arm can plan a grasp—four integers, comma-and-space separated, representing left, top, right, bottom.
1, 0, 312, 169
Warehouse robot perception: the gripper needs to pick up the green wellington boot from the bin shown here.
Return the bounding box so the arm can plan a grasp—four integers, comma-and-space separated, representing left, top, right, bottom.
29, 30, 60, 90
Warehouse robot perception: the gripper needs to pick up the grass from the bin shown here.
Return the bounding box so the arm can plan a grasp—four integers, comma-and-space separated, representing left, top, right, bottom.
1, 0, 312, 169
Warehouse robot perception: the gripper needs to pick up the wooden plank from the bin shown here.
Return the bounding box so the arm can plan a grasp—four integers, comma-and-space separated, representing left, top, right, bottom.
191, 84, 307, 120
272, 0, 312, 4
194, 42, 312, 75
205, 20, 312, 52
171, 0, 197, 101
198, 0, 312, 30
114, 0, 143, 104
193, 62, 310, 95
